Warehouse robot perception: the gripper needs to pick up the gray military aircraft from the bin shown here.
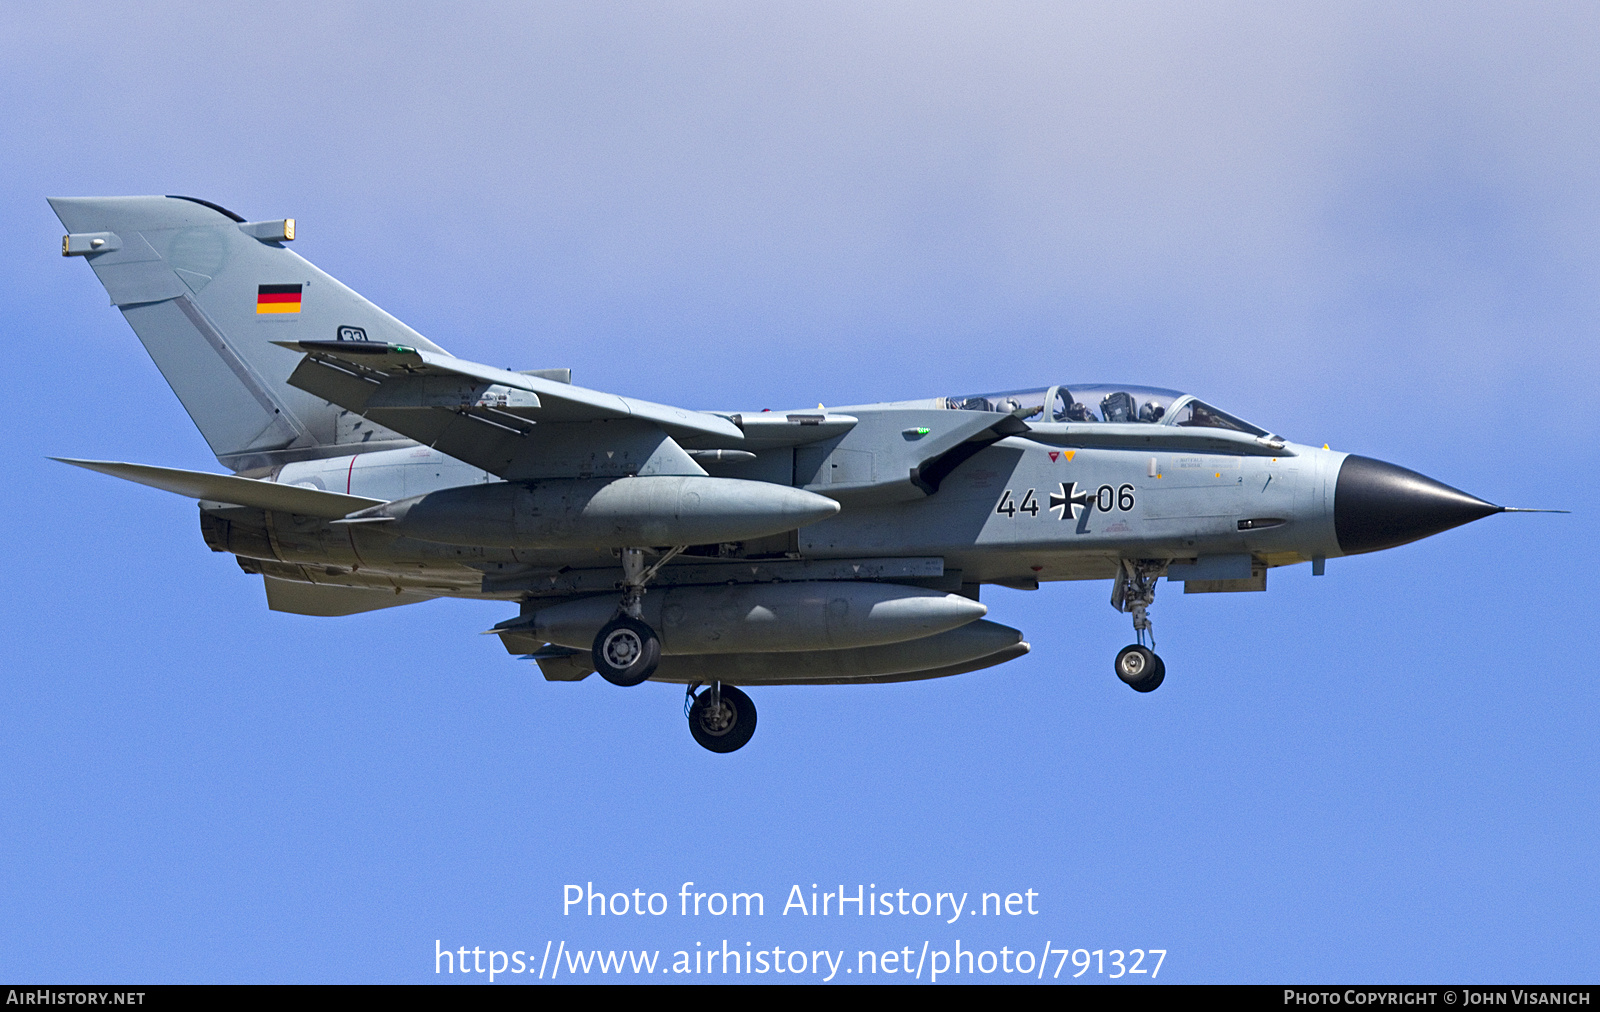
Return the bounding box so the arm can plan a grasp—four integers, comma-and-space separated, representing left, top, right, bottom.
50, 195, 1560, 752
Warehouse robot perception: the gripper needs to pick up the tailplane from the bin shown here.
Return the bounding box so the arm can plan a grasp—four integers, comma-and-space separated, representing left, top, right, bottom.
50, 195, 444, 472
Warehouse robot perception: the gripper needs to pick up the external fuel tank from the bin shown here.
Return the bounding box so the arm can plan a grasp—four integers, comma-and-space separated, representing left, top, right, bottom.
352, 475, 840, 549
523, 581, 988, 655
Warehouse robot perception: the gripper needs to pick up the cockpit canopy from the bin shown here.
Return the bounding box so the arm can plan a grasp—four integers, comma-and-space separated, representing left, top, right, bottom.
944, 384, 1270, 437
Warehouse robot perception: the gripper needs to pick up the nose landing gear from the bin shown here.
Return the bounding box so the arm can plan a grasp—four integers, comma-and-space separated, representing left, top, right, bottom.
1115, 644, 1165, 692
1112, 559, 1167, 692
591, 546, 684, 687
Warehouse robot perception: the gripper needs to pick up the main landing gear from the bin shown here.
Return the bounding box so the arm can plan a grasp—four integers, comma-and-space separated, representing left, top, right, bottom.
592, 546, 683, 687
1111, 559, 1166, 692
589, 547, 758, 753
592, 614, 659, 686
685, 682, 757, 753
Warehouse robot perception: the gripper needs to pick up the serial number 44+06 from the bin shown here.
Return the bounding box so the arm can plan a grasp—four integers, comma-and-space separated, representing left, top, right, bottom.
995, 483, 1136, 520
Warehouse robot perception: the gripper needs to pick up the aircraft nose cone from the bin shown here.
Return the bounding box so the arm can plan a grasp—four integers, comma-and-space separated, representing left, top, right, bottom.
1334, 455, 1501, 555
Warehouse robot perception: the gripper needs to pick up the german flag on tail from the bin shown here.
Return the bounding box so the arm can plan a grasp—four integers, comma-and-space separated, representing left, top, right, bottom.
257, 283, 302, 314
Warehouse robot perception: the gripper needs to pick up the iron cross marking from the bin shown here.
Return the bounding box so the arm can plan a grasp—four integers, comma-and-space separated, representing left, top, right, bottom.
1049, 481, 1094, 520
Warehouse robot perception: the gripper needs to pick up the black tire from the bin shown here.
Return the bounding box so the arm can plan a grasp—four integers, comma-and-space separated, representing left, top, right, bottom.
687, 685, 757, 753
1132, 654, 1165, 693
592, 615, 661, 687
1115, 644, 1164, 692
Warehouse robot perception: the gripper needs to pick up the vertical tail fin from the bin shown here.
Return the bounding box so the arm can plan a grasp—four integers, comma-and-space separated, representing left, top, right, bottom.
50, 195, 445, 472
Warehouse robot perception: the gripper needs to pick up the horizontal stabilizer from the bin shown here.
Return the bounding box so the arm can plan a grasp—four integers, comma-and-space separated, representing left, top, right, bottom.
53, 457, 384, 518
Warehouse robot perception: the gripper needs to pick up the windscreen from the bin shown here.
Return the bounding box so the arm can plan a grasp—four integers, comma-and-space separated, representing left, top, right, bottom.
1164, 398, 1268, 437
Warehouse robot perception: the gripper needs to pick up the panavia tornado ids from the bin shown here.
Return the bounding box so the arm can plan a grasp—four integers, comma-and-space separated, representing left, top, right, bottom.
49, 196, 1561, 752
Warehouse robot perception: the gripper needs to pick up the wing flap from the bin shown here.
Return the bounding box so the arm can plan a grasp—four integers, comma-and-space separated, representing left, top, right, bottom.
54, 458, 384, 518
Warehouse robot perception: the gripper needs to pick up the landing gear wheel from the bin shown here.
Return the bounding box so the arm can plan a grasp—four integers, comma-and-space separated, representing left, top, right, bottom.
687, 684, 757, 753
1115, 644, 1165, 692
592, 615, 661, 687
1137, 655, 1165, 692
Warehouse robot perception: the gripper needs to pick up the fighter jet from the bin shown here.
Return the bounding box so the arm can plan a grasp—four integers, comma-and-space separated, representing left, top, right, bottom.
49, 195, 1560, 752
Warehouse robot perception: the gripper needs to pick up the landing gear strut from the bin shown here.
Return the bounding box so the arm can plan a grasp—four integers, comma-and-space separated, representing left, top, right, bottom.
1111, 559, 1166, 692
591, 546, 684, 686
685, 682, 757, 753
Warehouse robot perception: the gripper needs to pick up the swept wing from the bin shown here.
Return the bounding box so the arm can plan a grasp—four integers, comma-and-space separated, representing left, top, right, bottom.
275, 340, 741, 479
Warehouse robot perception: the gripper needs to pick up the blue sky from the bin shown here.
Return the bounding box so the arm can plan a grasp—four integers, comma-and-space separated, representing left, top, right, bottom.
1, 3, 1596, 983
